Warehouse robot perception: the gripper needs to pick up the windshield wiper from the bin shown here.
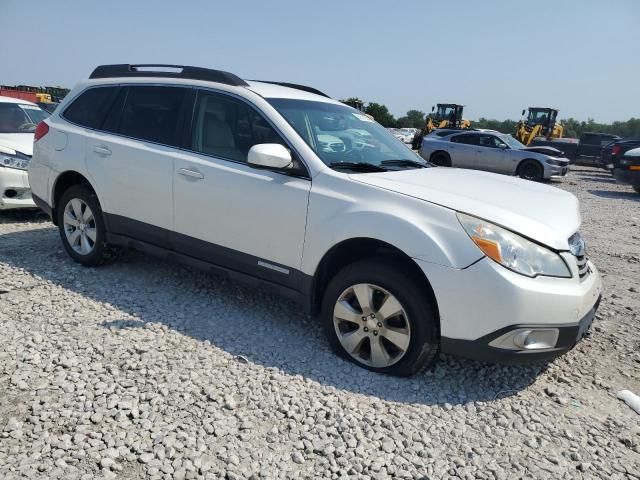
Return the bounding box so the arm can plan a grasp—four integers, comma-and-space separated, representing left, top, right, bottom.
328, 161, 388, 172
380, 159, 428, 168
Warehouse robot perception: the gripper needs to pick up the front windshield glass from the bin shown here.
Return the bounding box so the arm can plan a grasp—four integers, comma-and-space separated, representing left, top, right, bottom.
436, 105, 454, 118
0, 103, 49, 133
267, 98, 427, 169
500, 134, 525, 149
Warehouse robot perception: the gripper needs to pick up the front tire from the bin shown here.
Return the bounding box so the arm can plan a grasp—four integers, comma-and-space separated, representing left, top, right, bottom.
57, 185, 119, 266
321, 258, 439, 376
518, 159, 544, 181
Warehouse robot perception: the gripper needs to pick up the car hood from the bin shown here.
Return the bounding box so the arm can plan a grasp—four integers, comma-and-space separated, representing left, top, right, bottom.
521, 146, 566, 158
351, 168, 580, 250
0, 133, 34, 156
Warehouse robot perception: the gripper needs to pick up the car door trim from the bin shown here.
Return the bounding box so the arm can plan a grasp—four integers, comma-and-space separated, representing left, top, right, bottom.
103, 212, 312, 297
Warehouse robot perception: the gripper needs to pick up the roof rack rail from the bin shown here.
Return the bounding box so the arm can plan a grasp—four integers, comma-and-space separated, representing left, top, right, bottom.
251, 80, 331, 98
89, 64, 249, 87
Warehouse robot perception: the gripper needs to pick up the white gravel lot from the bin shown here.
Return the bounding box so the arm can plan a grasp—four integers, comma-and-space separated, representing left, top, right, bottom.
0, 166, 639, 479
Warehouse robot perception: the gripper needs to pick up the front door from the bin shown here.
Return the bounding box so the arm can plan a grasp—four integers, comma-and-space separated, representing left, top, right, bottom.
172, 90, 311, 287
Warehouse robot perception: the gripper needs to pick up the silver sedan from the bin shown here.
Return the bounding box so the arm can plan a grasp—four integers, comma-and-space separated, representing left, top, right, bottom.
419, 130, 570, 181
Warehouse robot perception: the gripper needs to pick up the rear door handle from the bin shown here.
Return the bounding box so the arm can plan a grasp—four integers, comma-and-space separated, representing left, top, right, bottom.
93, 145, 111, 156
178, 168, 204, 179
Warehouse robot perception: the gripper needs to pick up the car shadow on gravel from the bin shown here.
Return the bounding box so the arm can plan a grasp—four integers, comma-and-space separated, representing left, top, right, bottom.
0, 209, 49, 225
588, 189, 639, 200
0, 227, 550, 406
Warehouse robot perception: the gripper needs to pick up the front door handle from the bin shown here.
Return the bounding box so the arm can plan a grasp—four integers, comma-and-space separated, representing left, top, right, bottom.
93, 145, 112, 156
177, 168, 204, 179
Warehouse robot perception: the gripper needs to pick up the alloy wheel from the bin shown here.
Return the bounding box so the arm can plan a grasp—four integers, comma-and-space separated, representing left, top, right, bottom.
63, 198, 97, 255
333, 283, 411, 368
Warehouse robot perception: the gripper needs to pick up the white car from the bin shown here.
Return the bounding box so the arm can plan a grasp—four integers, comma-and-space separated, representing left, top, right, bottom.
0, 95, 48, 210
29, 64, 602, 376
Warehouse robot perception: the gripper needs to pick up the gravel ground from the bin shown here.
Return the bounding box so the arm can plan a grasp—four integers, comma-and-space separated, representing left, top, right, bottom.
0, 166, 639, 480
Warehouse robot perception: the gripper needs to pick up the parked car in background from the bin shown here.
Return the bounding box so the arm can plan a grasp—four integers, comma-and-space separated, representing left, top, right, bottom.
399, 128, 416, 144
0, 95, 49, 210
532, 132, 621, 165
612, 147, 640, 194
29, 63, 601, 376
420, 130, 569, 181
36, 102, 60, 114
601, 138, 640, 171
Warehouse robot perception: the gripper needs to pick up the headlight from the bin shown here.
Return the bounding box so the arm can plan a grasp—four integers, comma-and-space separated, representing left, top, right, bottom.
457, 212, 571, 278
0, 152, 31, 171
545, 157, 566, 166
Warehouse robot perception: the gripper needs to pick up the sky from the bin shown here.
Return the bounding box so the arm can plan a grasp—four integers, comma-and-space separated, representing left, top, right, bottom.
1, 0, 639, 122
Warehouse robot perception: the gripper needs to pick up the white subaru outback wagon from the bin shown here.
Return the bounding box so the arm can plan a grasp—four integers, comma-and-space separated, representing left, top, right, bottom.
29, 64, 602, 376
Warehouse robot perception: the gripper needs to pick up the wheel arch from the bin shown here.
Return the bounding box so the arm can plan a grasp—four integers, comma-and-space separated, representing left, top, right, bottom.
51, 171, 100, 226
310, 237, 440, 334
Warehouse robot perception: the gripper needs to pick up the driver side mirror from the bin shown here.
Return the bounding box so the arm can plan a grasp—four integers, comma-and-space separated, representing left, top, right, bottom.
431, 106, 435, 112
499, 143, 508, 150
521, 109, 526, 116
248, 144, 292, 170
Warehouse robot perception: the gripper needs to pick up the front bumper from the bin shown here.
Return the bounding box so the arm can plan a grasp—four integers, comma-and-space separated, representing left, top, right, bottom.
415, 255, 602, 363
545, 163, 569, 179
0, 167, 36, 210
613, 168, 640, 187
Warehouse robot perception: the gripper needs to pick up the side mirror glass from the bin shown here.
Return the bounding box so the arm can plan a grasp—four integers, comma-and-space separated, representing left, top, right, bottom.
521, 109, 526, 116
499, 143, 508, 150
248, 143, 292, 169
431, 106, 435, 112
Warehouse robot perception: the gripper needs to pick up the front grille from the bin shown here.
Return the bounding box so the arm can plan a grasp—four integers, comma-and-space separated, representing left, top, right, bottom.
568, 232, 590, 280
575, 254, 589, 279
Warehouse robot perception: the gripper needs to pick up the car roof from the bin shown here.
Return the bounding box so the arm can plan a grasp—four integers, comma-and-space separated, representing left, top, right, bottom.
0, 95, 37, 106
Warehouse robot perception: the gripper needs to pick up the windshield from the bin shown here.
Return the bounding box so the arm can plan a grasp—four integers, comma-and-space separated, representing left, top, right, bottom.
267, 98, 427, 169
0, 103, 49, 133
527, 109, 551, 124
500, 134, 525, 149
436, 105, 455, 118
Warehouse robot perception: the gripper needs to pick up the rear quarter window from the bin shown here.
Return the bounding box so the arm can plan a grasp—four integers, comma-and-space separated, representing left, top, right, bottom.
63, 87, 120, 129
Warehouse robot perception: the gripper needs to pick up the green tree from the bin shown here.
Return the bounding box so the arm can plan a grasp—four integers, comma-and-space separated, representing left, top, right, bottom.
365, 103, 396, 127
340, 97, 366, 111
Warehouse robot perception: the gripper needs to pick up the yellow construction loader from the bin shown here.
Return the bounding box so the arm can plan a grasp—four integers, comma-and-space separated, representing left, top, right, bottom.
412, 104, 470, 149
515, 107, 563, 146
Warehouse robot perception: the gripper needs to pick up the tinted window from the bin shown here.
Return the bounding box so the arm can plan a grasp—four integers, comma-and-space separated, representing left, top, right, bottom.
478, 135, 504, 148
192, 91, 286, 163
63, 87, 120, 129
451, 134, 479, 145
581, 134, 598, 145
119, 86, 187, 146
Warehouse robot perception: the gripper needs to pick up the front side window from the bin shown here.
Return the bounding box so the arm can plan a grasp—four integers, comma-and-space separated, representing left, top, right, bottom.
191, 91, 286, 163
267, 98, 426, 169
63, 87, 120, 129
0, 103, 49, 133
118, 86, 187, 146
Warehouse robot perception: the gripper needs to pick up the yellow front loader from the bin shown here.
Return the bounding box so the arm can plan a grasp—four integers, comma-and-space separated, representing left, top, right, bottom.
515, 107, 563, 146
412, 103, 470, 149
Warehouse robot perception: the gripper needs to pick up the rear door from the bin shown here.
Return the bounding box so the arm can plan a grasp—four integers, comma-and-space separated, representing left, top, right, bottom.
449, 133, 479, 168
84, 85, 192, 246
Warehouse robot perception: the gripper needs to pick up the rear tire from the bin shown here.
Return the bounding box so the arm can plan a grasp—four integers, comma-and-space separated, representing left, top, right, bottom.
321, 257, 439, 376
57, 185, 120, 266
518, 159, 543, 181
430, 151, 451, 167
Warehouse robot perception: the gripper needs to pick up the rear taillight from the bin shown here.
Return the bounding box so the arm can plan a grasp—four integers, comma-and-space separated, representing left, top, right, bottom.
611, 144, 621, 156
34, 122, 49, 142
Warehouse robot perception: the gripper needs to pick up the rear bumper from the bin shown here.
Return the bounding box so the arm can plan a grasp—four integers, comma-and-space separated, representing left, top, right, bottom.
0, 167, 36, 210
441, 295, 600, 363
613, 168, 640, 187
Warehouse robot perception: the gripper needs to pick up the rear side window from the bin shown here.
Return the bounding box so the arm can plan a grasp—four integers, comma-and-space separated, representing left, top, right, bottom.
118, 86, 187, 146
451, 133, 479, 145
63, 87, 120, 129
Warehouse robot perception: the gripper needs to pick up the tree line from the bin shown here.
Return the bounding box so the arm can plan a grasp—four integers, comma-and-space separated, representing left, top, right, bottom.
341, 98, 640, 138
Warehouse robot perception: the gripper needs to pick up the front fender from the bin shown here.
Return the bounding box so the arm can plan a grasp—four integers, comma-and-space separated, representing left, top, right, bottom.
301, 174, 483, 276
